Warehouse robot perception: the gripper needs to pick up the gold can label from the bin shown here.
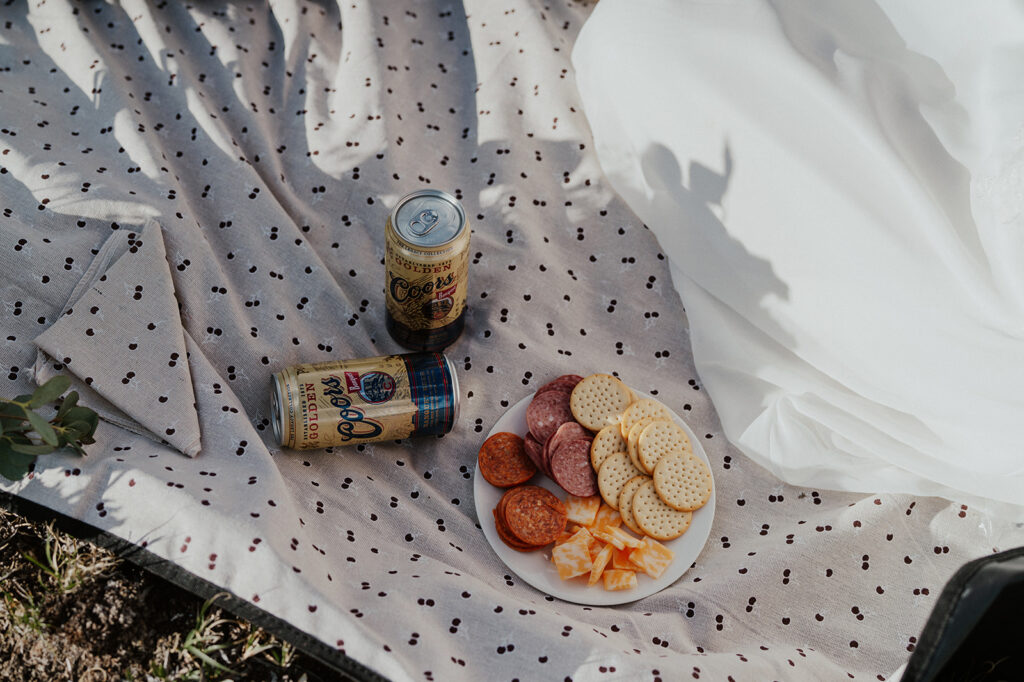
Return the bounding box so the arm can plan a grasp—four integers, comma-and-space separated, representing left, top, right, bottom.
385, 235, 469, 330
273, 353, 458, 450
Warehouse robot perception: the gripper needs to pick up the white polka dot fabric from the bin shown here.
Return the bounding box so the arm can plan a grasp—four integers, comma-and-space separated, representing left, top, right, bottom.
1, 3, 1021, 681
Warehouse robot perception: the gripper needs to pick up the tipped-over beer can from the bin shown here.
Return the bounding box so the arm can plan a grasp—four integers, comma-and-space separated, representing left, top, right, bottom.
271, 352, 459, 449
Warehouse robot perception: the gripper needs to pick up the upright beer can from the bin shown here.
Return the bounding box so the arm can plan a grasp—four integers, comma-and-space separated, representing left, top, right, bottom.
384, 189, 470, 351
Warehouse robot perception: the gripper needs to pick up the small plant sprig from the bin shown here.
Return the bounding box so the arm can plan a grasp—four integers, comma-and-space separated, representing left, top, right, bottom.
0, 376, 98, 481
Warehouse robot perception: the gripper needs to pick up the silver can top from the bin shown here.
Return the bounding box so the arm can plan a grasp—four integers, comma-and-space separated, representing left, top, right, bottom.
391, 189, 466, 248
270, 373, 286, 446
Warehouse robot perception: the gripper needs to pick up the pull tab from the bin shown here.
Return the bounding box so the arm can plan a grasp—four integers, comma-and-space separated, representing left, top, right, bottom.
408, 209, 440, 236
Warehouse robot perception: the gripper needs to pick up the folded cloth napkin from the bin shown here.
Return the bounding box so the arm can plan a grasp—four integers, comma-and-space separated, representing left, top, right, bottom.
34, 220, 202, 457
573, 0, 1024, 511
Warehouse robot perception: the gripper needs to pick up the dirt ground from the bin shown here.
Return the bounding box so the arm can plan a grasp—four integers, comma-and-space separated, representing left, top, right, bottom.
0, 506, 351, 681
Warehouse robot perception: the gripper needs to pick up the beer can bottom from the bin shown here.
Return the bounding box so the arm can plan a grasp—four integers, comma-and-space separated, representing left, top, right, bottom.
386, 310, 465, 351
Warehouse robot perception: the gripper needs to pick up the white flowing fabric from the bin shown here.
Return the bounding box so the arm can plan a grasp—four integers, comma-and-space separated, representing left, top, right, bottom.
574, 0, 1024, 512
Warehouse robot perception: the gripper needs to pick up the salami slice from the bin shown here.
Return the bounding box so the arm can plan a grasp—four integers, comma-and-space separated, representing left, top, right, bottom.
541, 422, 591, 479
548, 421, 592, 453
550, 438, 600, 497
478, 432, 537, 487
525, 390, 574, 443
502, 485, 567, 546
523, 432, 545, 472
536, 374, 584, 397
540, 433, 555, 479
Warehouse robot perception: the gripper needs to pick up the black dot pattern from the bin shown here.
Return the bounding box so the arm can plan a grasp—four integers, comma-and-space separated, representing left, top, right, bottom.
0, 4, 1014, 681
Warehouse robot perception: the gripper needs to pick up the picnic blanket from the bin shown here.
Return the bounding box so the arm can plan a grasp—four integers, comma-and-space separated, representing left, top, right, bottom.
2, 2, 1022, 680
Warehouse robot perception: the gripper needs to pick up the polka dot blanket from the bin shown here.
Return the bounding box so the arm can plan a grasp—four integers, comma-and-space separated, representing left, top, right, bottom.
1, 3, 1021, 681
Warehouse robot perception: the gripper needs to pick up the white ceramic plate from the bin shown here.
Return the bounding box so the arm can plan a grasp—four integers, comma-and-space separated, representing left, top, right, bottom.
473, 391, 715, 605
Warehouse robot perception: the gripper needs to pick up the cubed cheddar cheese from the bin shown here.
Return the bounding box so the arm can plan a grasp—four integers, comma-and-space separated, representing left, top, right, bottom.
629, 538, 675, 579
569, 525, 601, 550
551, 531, 575, 562
552, 534, 593, 580
605, 526, 642, 549
602, 569, 638, 591
564, 495, 601, 526
588, 543, 614, 586
611, 546, 635, 570
589, 504, 623, 531
591, 528, 625, 550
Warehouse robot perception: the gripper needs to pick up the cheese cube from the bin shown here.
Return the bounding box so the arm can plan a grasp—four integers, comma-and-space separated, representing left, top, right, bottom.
589, 504, 623, 531
611, 546, 635, 570
552, 535, 593, 580
564, 495, 601, 526
605, 525, 642, 549
588, 544, 614, 586
602, 569, 638, 591
591, 528, 626, 550
629, 538, 675, 579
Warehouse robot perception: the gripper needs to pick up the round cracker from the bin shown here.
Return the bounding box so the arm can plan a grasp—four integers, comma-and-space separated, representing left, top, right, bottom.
590, 423, 627, 472
637, 419, 692, 473
652, 450, 713, 512
570, 374, 634, 431
618, 398, 674, 440
631, 480, 692, 541
617, 475, 649, 536
597, 452, 644, 510
626, 417, 656, 473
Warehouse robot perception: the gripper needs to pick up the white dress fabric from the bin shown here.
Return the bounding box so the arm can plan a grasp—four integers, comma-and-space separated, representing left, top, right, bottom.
1, 2, 1022, 681
574, 0, 1024, 512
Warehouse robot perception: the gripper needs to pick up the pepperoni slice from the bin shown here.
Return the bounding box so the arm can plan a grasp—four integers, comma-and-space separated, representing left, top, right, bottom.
478, 432, 537, 487
525, 390, 574, 443
495, 492, 540, 551
550, 438, 599, 497
502, 485, 567, 546
493, 507, 539, 552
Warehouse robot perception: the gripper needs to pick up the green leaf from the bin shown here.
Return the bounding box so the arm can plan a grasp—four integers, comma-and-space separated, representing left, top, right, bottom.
56, 391, 79, 420
8, 441, 55, 455
3, 377, 98, 460
0, 402, 27, 421
0, 422, 28, 435
63, 406, 97, 426
27, 376, 71, 409
0, 419, 28, 436
63, 419, 97, 439
0, 440, 34, 480
185, 645, 235, 675
26, 411, 58, 446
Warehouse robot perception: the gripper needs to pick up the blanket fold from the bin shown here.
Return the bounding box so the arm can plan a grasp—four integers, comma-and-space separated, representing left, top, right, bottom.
34, 219, 203, 457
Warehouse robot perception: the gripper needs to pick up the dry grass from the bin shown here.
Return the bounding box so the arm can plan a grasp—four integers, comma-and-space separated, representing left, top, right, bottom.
0, 506, 346, 681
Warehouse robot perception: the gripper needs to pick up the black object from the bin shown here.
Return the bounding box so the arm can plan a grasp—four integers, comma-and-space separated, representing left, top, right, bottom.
902, 545, 1024, 682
